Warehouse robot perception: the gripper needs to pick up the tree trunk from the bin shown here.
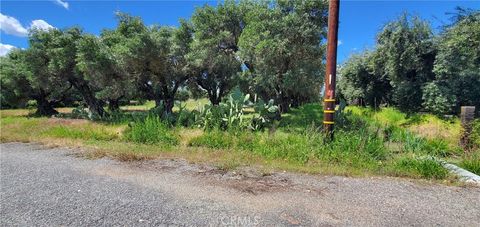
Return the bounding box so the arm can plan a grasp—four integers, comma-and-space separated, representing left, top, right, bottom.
291, 98, 300, 108
163, 97, 175, 115
278, 95, 290, 113
35, 98, 58, 116
108, 99, 120, 112
155, 98, 163, 108
69, 78, 106, 117
210, 96, 221, 105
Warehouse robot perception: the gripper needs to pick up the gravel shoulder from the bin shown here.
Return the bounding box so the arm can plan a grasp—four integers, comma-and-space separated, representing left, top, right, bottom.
1, 142, 479, 226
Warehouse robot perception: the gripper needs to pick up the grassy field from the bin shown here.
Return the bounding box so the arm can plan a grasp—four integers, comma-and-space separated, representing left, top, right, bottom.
1, 99, 479, 183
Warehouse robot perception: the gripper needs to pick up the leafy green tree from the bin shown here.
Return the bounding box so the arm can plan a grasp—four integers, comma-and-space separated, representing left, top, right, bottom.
338, 51, 391, 107
433, 9, 480, 113
238, 0, 328, 112
115, 13, 193, 114
0, 50, 31, 110
188, 0, 249, 105
76, 33, 135, 112
40, 27, 107, 117
375, 14, 436, 112
0, 42, 73, 115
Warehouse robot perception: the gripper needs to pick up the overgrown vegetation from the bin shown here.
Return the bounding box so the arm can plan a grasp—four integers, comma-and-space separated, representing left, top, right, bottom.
2, 100, 471, 182
1, 2, 478, 183
338, 9, 480, 115
123, 115, 178, 146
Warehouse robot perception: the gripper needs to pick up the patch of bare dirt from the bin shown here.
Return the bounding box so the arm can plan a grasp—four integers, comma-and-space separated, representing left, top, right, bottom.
125, 159, 326, 195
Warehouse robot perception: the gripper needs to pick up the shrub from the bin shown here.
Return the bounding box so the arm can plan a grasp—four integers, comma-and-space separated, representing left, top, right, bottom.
422, 82, 456, 115
124, 115, 178, 145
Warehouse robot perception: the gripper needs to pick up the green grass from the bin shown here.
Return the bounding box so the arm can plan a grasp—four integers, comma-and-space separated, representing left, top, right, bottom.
124, 115, 179, 145
459, 156, 480, 175
0, 102, 468, 182
42, 125, 117, 141
390, 156, 449, 180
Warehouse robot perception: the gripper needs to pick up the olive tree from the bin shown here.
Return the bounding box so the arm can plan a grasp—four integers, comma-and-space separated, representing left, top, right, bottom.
115, 13, 193, 114
238, 0, 328, 112
188, 0, 249, 105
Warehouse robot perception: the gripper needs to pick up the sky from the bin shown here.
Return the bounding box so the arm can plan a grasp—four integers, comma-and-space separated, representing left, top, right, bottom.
0, 0, 479, 62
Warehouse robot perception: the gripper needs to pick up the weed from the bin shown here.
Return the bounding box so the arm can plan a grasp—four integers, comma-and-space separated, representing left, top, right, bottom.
188, 130, 235, 149
392, 157, 449, 179
123, 115, 178, 145
459, 155, 480, 175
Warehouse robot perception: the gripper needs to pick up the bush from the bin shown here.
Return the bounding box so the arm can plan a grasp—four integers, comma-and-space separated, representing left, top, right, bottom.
124, 115, 178, 145
422, 82, 456, 115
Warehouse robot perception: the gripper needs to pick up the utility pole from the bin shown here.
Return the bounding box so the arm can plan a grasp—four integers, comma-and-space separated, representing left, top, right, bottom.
323, 0, 340, 140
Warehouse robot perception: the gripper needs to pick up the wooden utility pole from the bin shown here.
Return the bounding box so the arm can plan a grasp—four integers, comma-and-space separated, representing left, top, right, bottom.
323, 0, 340, 140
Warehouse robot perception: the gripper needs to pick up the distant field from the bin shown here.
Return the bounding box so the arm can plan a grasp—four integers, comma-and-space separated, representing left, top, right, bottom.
1, 100, 478, 182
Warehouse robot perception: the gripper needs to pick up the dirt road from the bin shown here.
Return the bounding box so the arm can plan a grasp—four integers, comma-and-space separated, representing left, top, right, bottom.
1, 142, 479, 226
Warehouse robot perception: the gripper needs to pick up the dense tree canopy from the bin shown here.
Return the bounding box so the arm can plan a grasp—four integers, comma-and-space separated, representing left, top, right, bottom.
239, 0, 328, 112
188, 0, 248, 105
1, 2, 478, 118
339, 10, 480, 115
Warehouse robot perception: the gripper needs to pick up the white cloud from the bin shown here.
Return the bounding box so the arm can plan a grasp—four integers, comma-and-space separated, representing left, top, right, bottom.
0, 43, 16, 57
338, 40, 343, 46
0, 13, 55, 37
53, 0, 69, 9
30, 20, 54, 31
0, 13, 28, 37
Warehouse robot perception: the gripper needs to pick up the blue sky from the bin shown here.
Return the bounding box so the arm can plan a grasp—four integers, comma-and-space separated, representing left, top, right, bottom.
1, 0, 478, 62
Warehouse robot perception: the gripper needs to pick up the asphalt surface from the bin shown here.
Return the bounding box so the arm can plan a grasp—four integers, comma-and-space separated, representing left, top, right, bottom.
1, 142, 479, 226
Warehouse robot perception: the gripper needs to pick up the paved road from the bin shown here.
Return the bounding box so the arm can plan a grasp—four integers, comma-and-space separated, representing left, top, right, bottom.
1, 143, 479, 226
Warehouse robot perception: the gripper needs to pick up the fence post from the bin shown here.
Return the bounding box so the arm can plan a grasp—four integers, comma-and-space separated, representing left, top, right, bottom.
460, 106, 476, 151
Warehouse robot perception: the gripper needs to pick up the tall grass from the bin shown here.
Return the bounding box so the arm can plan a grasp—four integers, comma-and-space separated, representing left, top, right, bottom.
459, 155, 480, 175
123, 115, 178, 145
391, 157, 449, 179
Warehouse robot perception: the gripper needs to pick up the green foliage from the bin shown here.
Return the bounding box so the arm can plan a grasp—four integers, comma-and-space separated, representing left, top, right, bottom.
338, 52, 391, 107
238, 0, 327, 112
433, 10, 480, 113
392, 157, 449, 179
340, 10, 480, 115
250, 99, 279, 131
188, 0, 246, 105
192, 88, 250, 130
188, 130, 235, 149
422, 82, 456, 115
459, 155, 480, 175
189, 124, 387, 166
471, 120, 480, 149
124, 115, 178, 145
